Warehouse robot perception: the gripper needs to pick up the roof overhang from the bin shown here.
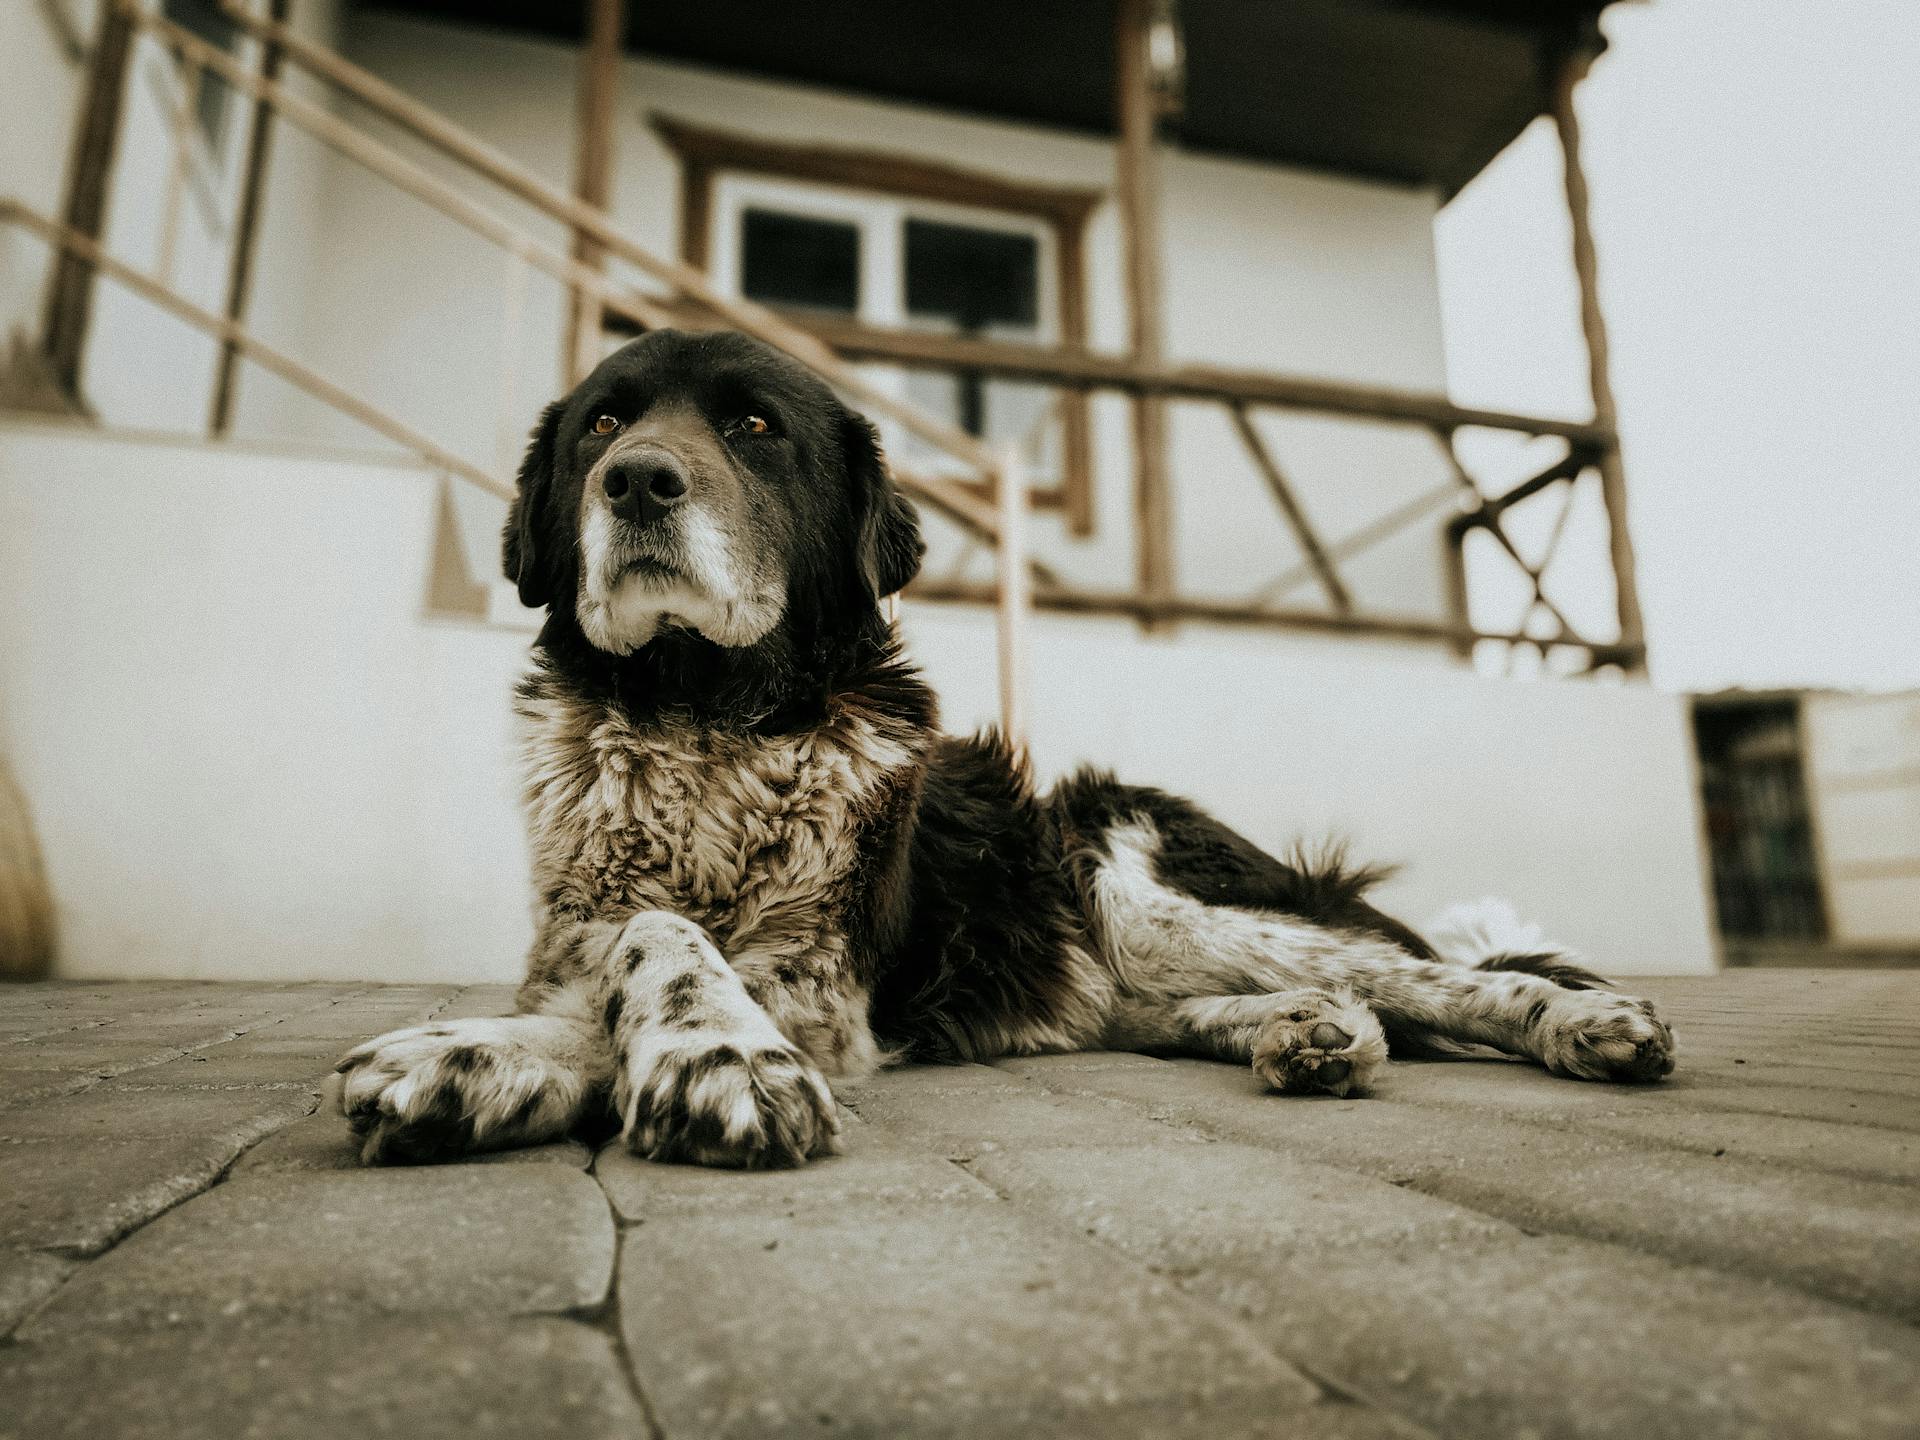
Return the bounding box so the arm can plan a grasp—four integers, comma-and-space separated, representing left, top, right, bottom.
358, 0, 1617, 197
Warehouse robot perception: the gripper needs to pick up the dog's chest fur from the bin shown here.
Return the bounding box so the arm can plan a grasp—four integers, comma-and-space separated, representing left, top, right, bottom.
516, 678, 916, 958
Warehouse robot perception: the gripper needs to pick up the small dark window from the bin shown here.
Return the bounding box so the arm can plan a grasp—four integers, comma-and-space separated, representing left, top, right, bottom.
904, 219, 1038, 333
161, 0, 239, 147
739, 209, 860, 314
1693, 698, 1828, 942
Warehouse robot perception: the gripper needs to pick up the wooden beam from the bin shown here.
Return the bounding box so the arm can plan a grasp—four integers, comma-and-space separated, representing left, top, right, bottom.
1054, 212, 1096, 536
40, 0, 136, 399
1552, 36, 1646, 663
648, 113, 1105, 229
906, 573, 1645, 668
717, 309, 1614, 444
1228, 402, 1352, 614
1116, 0, 1174, 620
563, 0, 623, 384
995, 450, 1030, 748
209, 0, 291, 437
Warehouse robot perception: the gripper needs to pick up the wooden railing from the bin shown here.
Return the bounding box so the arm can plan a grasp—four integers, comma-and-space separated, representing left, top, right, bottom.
23, 0, 1646, 736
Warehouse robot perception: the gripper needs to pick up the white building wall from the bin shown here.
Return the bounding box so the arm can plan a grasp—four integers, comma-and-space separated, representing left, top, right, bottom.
1803, 691, 1920, 947
0, 422, 1716, 982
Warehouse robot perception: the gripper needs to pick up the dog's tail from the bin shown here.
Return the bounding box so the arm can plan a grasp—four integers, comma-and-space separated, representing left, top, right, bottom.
1422, 897, 1610, 991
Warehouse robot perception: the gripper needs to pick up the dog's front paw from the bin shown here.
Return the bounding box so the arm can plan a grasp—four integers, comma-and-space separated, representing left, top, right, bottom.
619, 1038, 840, 1169
336, 1017, 593, 1164
1252, 990, 1389, 1098
1533, 990, 1675, 1082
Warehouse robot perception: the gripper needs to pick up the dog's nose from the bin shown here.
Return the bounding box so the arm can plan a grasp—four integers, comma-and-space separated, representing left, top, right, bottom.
602, 449, 691, 525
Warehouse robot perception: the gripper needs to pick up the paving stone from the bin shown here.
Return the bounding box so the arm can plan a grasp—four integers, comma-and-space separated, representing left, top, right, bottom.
22, 1167, 615, 1335
1581, 1107, 1920, 1184
103, 1034, 352, 1090
0, 1317, 649, 1440
993, 1050, 1182, 1078
0, 1083, 315, 1142
0, 1068, 83, 1104
0, 1250, 75, 1337
835, 1060, 1028, 1095
430, 985, 522, 1020
0, 1025, 249, 1073
619, 1203, 1317, 1439
1038, 1060, 1920, 1318
2, 1109, 316, 1255
966, 1143, 1511, 1270
841, 1075, 1214, 1156
1207, 1234, 1920, 1440
596, 1140, 998, 1220
236, 1109, 593, 1175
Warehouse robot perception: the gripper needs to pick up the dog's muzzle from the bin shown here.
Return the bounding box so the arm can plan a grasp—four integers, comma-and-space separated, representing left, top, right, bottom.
601, 444, 692, 528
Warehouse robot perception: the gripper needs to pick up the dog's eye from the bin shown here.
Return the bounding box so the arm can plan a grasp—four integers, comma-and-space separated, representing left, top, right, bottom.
591, 415, 621, 436
736, 415, 771, 437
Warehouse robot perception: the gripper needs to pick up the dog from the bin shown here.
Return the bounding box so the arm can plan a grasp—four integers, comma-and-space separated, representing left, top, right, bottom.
336, 329, 1675, 1168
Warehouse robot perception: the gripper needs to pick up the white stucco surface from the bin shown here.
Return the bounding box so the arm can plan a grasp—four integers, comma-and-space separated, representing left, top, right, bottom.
0, 423, 1716, 981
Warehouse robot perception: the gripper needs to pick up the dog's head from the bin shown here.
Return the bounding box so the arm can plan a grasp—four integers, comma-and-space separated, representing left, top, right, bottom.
504, 329, 923, 655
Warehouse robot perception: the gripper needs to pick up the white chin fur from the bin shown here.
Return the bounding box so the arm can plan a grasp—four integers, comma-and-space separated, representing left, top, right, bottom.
576, 505, 783, 654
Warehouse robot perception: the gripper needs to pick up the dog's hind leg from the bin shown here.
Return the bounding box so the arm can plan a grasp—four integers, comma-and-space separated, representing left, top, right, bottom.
1058, 773, 1674, 1087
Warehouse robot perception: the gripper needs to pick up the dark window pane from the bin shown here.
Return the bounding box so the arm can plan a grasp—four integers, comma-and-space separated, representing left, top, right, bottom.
739, 208, 860, 313
904, 219, 1038, 332
161, 0, 236, 145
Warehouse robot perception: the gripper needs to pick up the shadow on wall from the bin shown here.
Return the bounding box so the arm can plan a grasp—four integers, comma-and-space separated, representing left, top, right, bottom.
0, 756, 56, 981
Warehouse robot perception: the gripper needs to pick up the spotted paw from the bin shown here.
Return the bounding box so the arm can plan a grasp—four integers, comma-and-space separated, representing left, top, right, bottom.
619, 1037, 840, 1169
1533, 989, 1675, 1082
336, 1016, 600, 1164
1252, 991, 1389, 1098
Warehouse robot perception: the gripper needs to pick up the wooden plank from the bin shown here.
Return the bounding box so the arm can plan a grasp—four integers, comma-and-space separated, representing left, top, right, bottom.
209, 0, 291, 437
562, 0, 623, 384
1116, 0, 1174, 619
40, 0, 136, 399
1553, 37, 1646, 662
1228, 402, 1352, 614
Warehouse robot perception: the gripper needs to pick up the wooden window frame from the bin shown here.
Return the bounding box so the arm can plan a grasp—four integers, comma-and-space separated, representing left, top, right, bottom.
651, 112, 1100, 535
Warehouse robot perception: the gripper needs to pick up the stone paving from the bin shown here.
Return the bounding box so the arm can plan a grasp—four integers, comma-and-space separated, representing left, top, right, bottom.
1, 972, 1916, 1439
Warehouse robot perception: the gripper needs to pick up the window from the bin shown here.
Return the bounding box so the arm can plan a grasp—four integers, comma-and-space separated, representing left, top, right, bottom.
161, 0, 237, 148
654, 115, 1100, 534
739, 209, 861, 314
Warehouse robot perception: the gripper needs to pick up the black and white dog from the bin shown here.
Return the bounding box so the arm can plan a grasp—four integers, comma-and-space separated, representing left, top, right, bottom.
337, 330, 1674, 1168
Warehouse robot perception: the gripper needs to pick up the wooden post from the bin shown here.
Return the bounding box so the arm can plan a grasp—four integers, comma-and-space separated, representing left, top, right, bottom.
563, 0, 625, 384
1552, 37, 1646, 664
1115, 0, 1173, 624
995, 448, 1030, 750
40, 0, 137, 400
209, 0, 291, 438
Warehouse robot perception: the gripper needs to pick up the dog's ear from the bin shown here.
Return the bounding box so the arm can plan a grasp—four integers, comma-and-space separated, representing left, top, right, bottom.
503, 400, 564, 608
843, 412, 924, 602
